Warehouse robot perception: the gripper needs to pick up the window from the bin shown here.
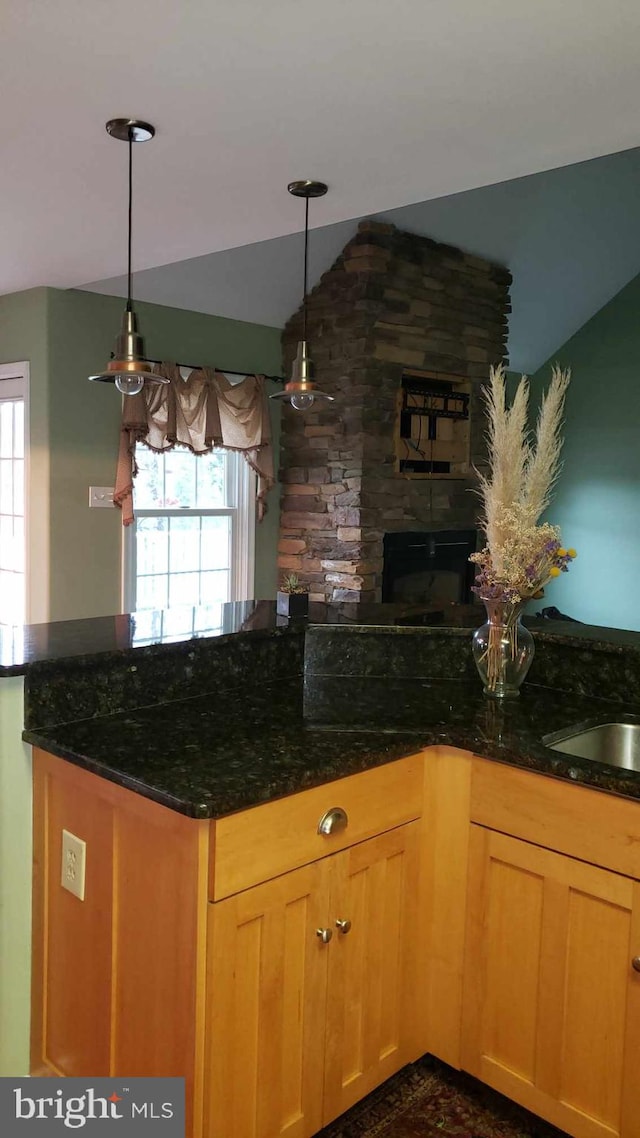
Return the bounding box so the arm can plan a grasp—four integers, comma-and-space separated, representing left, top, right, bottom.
124, 445, 255, 614
0, 365, 27, 626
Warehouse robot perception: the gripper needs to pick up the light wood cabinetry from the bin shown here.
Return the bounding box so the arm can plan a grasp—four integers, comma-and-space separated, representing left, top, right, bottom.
32, 748, 425, 1138
206, 860, 329, 1138
205, 823, 420, 1138
464, 760, 640, 1138
31, 749, 210, 1136
32, 740, 640, 1138
320, 822, 421, 1124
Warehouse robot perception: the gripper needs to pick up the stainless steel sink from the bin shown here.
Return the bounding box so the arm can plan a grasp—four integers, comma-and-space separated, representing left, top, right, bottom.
545, 722, 640, 771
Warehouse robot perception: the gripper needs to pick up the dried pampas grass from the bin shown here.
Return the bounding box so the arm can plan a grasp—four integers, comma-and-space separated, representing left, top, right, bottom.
476, 363, 570, 551
522, 364, 571, 523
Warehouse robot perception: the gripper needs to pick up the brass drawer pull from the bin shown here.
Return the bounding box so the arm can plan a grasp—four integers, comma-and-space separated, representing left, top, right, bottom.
317, 807, 348, 836
632, 956, 640, 973
335, 918, 352, 935
316, 927, 333, 944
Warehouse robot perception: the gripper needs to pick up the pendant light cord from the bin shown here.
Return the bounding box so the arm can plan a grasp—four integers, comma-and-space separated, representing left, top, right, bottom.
303, 195, 309, 342
127, 127, 133, 313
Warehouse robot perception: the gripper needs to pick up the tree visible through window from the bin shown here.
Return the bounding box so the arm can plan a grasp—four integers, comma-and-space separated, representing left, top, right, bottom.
125, 444, 254, 615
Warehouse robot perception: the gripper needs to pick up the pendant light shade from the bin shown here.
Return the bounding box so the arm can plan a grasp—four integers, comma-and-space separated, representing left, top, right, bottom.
270, 180, 334, 410
89, 118, 169, 394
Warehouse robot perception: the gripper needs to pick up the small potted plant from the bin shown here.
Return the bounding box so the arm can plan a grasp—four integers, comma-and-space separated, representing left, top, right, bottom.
277, 572, 309, 618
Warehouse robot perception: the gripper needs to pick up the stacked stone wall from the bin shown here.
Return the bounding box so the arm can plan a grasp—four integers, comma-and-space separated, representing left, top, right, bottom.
279, 221, 511, 602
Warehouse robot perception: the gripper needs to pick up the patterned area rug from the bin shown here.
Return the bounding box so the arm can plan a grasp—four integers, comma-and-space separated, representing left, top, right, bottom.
317, 1057, 569, 1138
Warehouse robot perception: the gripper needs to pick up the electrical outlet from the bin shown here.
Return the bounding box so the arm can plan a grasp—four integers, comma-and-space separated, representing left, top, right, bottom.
61, 829, 86, 901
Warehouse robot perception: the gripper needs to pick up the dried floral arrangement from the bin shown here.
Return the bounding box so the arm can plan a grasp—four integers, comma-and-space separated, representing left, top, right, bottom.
279, 572, 307, 595
470, 363, 577, 605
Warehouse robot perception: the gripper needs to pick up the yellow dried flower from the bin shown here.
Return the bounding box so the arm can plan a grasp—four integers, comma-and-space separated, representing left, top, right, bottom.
568, 548, 577, 558
549, 566, 561, 577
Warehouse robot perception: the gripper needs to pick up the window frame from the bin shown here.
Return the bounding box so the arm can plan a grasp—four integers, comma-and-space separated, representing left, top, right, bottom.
122, 445, 255, 614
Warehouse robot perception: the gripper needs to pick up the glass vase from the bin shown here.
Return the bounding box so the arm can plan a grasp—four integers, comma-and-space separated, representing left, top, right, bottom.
472, 598, 535, 699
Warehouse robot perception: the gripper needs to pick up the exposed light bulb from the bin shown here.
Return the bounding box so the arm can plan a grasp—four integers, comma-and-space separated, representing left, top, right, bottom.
115, 373, 145, 396
290, 392, 315, 411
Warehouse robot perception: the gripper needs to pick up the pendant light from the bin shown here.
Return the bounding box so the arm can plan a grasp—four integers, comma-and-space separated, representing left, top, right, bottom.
271, 180, 334, 411
89, 119, 169, 396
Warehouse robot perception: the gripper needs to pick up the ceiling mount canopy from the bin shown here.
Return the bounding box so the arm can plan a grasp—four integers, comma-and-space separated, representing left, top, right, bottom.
89, 118, 169, 395
270, 179, 334, 411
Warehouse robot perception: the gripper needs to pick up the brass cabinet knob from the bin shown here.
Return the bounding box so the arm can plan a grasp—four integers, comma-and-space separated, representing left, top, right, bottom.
316, 927, 333, 944
335, 918, 352, 935
317, 807, 348, 836
632, 956, 640, 973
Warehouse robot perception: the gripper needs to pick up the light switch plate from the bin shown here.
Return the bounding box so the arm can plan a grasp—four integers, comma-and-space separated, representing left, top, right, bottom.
89, 486, 114, 508
61, 829, 86, 901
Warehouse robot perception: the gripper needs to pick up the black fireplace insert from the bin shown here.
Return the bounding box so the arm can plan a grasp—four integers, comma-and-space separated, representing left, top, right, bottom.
382, 529, 477, 605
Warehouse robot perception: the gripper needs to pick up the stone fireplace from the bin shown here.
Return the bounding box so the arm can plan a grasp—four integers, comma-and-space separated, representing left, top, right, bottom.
278, 221, 511, 602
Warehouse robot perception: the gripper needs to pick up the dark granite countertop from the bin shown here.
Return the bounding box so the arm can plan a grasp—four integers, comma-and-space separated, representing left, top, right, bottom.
3, 598, 639, 676
23, 675, 640, 819
12, 599, 640, 820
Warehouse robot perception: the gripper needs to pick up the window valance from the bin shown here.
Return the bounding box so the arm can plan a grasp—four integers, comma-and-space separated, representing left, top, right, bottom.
113, 363, 275, 526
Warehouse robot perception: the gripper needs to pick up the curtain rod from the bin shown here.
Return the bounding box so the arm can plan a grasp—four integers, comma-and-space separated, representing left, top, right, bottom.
146, 358, 285, 384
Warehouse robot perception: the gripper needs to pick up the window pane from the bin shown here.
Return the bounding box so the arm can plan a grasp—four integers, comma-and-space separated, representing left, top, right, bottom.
12, 517, 24, 573
137, 517, 169, 576
164, 449, 197, 508
168, 571, 201, 608
169, 515, 201, 574
13, 402, 23, 459
134, 449, 165, 508
130, 443, 249, 613
136, 573, 169, 611
13, 459, 24, 517
0, 517, 11, 568
0, 459, 12, 514
201, 515, 231, 570
196, 451, 227, 507
200, 570, 231, 604
0, 396, 25, 625
0, 404, 12, 457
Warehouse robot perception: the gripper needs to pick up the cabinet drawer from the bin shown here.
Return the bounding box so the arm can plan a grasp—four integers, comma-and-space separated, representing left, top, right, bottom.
210, 753, 424, 899
471, 757, 640, 878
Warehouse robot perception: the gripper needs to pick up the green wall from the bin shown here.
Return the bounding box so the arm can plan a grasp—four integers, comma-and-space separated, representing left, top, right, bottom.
0, 678, 31, 1075
529, 272, 640, 632
0, 287, 282, 621
0, 291, 282, 1075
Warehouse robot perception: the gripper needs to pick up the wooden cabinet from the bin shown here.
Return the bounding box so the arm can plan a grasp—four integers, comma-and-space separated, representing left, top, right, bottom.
31, 748, 425, 1138
463, 781, 640, 1138
318, 823, 421, 1124
205, 822, 421, 1138
33, 738, 640, 1138
205, 860, 329, 1138
31, 751, 210, 1136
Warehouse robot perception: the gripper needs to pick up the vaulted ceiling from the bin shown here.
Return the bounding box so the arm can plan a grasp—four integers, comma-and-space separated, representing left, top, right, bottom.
3, 1, 640, 370
83, 146, 640, 373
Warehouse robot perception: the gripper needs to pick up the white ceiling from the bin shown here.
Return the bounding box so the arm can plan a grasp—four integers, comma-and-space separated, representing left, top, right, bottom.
3, 0, 640, 298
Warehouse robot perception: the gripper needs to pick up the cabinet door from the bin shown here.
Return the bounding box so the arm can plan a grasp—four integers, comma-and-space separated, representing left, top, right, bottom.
462, 825, 640, 1138
205, 860, 330, 1138
322, 821, 421, 1126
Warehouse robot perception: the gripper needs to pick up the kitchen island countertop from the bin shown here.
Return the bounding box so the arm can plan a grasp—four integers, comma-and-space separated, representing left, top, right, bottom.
23, 674, 640, 818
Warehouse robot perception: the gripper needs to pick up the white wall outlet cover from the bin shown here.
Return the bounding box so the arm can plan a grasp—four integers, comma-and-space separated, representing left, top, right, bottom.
88, 486, 114, 508
61, 828, 86, 901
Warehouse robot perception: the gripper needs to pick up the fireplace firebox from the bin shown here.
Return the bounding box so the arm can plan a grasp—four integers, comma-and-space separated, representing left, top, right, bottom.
382, 530, 477, 605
